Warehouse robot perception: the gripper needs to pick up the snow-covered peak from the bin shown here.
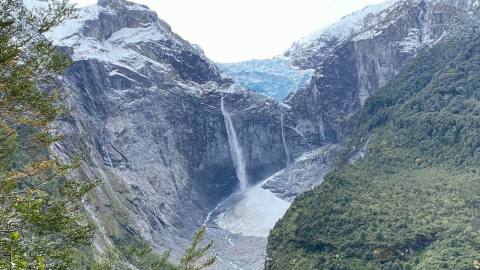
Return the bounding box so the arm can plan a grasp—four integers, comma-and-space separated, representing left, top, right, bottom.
46, 4, 101, 42
291, 0, 479, 51
286, 0, 480, 68
46, 0, 179, 46
45, 0, 221, 84
285, 0, 399, 68
294, 0, 398, 48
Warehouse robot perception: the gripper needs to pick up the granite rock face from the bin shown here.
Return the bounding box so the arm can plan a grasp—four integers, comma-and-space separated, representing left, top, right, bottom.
283, 0, 480, 155
262, 144, 340, 202
48, 0, 288, 256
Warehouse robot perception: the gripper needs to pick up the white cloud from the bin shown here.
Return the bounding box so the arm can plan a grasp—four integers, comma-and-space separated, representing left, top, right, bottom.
71, 0, 386, 62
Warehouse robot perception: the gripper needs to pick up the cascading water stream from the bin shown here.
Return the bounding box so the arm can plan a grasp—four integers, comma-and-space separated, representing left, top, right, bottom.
211, 99, 293, 269
221, 97, 249, 191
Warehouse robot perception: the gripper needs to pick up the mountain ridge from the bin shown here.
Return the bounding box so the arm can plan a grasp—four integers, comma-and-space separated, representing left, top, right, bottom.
267, 14, 480, 270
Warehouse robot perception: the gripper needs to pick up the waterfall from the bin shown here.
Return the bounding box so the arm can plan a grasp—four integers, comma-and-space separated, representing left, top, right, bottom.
280, 110, 290, 166
221, 97, 249, 191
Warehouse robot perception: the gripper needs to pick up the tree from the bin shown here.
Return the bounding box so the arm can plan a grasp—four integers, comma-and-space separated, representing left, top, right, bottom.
178, 227, 216, 270
0, 0, 95, 268
94, 227, 216, 270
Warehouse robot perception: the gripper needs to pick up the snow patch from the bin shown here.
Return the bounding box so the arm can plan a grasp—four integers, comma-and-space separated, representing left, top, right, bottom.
45, 5, 103, 41
23, 0, 49, 9
295, 0, 398, 46
108, 26, 168, 44
215, 181, 291, 237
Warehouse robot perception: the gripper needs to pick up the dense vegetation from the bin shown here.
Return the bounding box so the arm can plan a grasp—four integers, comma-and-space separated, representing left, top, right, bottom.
0, 0, 97, 268
267, 29, 480, 269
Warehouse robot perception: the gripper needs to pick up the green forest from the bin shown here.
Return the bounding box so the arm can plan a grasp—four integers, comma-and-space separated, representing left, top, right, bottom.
267, 28, 480, 269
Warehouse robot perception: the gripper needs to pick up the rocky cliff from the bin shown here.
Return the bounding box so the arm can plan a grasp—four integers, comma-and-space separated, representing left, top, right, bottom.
282, 0, 480, 156
267, 24, 480, 270
47, 0, 289, 256
266, 0, 480, 268
219, 0, 480, 163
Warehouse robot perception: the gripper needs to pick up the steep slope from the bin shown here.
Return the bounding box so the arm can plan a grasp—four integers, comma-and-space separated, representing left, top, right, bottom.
219, 57, 313, 100
47, 0, 289, 257
253, 0, 480, 203
219, 0, 474, 150
267, 24, 480, 269
282, 0, 480, 158
206, 1, 480, 267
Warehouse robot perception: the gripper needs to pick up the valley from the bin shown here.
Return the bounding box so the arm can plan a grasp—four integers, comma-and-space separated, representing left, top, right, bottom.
13, 0, 480, 268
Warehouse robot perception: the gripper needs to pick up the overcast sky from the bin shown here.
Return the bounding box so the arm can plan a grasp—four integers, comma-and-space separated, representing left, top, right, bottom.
72, 0, 386, 62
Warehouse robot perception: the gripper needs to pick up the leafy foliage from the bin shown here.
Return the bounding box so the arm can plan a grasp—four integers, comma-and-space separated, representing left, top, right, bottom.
267, 31, 480, 270
0, 0, 96, 268
88, 227, 215, 270
178, 227, 216, 270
